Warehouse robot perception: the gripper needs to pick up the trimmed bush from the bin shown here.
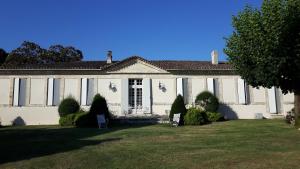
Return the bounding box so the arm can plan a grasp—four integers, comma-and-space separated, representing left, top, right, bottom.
90, 94, 110, 120
207, 112, 223, 122
169, 95, 187, 124
75, 94, 111, 128
184, 107, 207, 125
59, 113, 76, 126
195, 91, 219, 112
74, 110, 92, 127
58, 97, 80, 117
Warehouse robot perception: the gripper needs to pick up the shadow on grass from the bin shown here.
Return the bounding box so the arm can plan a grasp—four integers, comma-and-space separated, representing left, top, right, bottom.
0, 123, 152, 164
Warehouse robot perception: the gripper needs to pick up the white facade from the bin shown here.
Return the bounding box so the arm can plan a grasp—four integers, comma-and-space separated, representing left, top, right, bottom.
0, 57, 294, 125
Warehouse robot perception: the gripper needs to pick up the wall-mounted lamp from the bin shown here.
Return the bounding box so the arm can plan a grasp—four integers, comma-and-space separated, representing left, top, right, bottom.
159, 82, 166, 92
109, 82, 117, 92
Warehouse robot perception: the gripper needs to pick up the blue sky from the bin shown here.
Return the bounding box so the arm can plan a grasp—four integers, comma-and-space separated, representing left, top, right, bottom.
0, 0, 262, 61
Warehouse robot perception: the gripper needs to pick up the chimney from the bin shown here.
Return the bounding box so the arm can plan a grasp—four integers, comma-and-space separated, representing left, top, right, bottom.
211, 50, 218, 65
107, 50, 112, 64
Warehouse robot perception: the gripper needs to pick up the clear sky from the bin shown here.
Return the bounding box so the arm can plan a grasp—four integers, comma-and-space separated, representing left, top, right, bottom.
0, 0, 262, 61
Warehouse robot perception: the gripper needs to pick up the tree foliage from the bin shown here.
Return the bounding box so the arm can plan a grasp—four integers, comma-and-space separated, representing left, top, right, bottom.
5, 41, 83, 66
0, 48, 8, 65
224, 0, 300, 126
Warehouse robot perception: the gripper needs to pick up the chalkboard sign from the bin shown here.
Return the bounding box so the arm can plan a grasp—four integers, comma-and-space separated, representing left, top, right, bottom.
97, 114, 106, 128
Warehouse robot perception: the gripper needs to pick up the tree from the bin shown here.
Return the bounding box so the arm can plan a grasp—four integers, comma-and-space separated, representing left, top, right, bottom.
0, 48, 8, 65
45, 45, 83, 63
4, 41, 83, 65
5, 41, 46, 65
224, 0, 300, 127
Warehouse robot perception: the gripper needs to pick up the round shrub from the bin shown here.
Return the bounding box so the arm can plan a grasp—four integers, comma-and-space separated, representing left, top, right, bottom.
59, 113, 76, 126
184, 107, 207, 125
195, 91, 219, 112
58, 97, 80, 117
169, 95, 187, 124
206, 112, 223, 122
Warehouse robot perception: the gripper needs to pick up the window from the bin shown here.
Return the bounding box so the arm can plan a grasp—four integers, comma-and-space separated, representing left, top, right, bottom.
81, 78, 94, 106
47, 78, 60, 106
128, 79, 143, 111
13, 78, 26, 106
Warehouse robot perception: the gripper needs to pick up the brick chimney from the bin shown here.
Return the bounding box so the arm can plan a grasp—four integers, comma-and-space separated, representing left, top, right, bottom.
107, 50, 112, 64
211, 50, 218, 65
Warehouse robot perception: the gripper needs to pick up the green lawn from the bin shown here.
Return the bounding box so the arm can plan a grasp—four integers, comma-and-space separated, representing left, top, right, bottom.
0, 120, 300, 169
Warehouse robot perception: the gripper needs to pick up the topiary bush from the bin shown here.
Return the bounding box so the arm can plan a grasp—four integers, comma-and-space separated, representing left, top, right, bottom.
169, 95, 187, 125
195, 91, 219, 112
74, 110, 92, 127
58, 97, 80, 117
59, 113, 76, 126
206, 112, 223, 122
75, 94, 111, 128
184, 107, 207, 125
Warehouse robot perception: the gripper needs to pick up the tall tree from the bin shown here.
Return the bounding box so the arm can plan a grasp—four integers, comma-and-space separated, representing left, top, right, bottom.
5, 41, 46, 65
46, 45, 83, 63
224, 0, 300, 127
4, 41, 83, 65
0, 48, 8, 65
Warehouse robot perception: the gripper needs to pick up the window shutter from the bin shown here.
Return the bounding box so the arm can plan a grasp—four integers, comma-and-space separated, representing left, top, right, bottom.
238, 78, 246, 104
268, 87, 277, 113
13, 78, 20, 106
207, 78, 215, 94
81, 78, 88, 106
142, 78, 152, 114
121, 78, 129, 115
176, 78, 183, 96
47, 78, 54, 106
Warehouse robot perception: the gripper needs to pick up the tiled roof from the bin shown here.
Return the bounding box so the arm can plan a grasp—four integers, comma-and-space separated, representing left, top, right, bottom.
0, 56, 233, 71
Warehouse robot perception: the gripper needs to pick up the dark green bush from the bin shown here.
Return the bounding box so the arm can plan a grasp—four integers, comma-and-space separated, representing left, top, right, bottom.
184, 107, 207, 125
169, 95, 187, 125
74, 110, 93, 127
195, 91, 219, 112
58, 97, 80, 117
90, 94, 110, 120
206, 112, 223, 122
59, 113, 76, 126
75, 94, 111, 128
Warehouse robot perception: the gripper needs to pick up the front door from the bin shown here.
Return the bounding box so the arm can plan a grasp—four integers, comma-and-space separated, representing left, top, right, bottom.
128, 79, 143, 114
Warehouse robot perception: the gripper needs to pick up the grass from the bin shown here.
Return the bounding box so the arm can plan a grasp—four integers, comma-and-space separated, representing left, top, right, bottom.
0, 120, 300, 169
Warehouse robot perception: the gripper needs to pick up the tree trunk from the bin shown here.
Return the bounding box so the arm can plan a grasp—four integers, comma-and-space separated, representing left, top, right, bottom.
294, 90, 300, 128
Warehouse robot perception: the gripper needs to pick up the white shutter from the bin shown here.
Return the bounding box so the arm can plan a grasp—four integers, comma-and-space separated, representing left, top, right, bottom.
207, 78, 215, 94
47, 78, 54, 106
13, 78, 20, 106
238, 78, 246, 104
121, 79, 129, 114
176, 78, 183, 96
142, 78, 152, 114
81, 78, 88, 106
268, 87, 277, 113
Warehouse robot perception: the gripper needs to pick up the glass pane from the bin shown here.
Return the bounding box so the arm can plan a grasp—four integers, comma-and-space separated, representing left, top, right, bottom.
137, 79, 142, 85
136, 88, 142, 106
129, 88, 135, 107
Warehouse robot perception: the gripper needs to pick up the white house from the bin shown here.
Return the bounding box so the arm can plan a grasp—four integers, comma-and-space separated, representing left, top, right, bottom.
0, 51, 294, 125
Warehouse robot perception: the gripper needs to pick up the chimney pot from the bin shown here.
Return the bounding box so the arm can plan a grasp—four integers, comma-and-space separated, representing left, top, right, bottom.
107, 50, 112, 64
211, 50, 218, 65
